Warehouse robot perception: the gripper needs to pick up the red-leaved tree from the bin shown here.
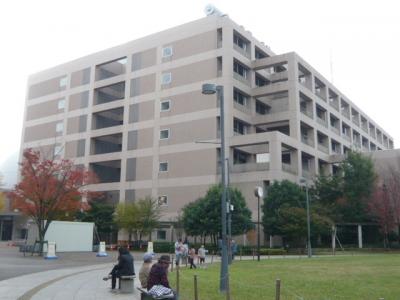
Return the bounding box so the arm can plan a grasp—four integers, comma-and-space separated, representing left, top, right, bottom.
368, 185, 396, 248
8, 149, 98, 252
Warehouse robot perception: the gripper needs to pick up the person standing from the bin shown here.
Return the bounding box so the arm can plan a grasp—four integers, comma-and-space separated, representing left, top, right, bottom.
139, 252, 153, 288
188, 247, 197, 269
103, 246, 135, 291
174, 238, 183, 266
198, 245, 206, 265
231, 239, 237, 261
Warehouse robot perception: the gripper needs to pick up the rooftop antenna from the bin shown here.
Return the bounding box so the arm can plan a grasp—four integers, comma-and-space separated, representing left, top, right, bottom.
204, 4, 225, 17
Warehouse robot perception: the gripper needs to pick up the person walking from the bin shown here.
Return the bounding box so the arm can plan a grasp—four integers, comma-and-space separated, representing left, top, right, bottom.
188, 247, 197, 269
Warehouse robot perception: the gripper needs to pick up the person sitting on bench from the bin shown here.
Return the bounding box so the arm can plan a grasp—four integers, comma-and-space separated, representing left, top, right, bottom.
139, 252, 154, 288
104, 246, 135, 291
147, 255, 178, 299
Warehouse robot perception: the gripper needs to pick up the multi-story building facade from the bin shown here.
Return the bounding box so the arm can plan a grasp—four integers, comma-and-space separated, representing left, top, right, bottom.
21, 14, 394, 241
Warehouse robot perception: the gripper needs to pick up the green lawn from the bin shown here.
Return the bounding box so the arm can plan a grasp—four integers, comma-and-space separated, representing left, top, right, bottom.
169, 254, 400, 300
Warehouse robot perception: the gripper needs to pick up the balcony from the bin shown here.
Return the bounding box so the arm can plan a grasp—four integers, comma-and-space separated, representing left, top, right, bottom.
282, 162, 297, 175
317, 117, 328, 128
318, 144, 329, 154
230, 162, 270, 173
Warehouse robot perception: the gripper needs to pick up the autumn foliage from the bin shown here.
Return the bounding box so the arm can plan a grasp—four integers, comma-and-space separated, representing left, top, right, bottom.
8, 149, 98, 248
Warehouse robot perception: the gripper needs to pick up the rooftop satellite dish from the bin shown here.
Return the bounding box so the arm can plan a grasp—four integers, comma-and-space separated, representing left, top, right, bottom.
204, 4, 223, 16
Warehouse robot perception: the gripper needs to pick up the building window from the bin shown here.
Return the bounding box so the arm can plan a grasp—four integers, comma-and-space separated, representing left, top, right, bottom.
158, 195, 168, 206
233, 119, 246, 135
159, 162, 168, 172
233, 89, 248, 106
54, 144, 62, 156
162, 46, 173, 58
233, 149, 248, 164
157, 230, 167, 240
161, 72, 172, 85
160, 100, 171, 112
256, 100, 269, 115
233, 33, 248, 51
160, 129, 170, 140
233, 61, 248, 79
59, 76, 68, 88
58, 99, 65, 110
56, 122, 64, 133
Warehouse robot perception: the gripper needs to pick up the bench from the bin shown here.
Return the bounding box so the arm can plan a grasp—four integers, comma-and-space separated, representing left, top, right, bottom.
119, 275, 135, 293
137, 287, 175, 300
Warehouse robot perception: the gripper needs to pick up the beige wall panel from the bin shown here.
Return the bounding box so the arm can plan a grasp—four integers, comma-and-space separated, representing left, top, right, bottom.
159, 148, 216, 178
69, 91, 89, 111
28, 75, 66, 99
130, 73, 156, 97
26, 98, 63, 121
136, 157, 153, 181
160, 90, 217, 117
157, 184, 211, 216
164, 59, 218, 88
131, 48, 157, 71
24, 121, 60, 142
165, 30, 217, 61
129, 100, 155, 123
159, 117, 216, 145
67, 115, 87, 134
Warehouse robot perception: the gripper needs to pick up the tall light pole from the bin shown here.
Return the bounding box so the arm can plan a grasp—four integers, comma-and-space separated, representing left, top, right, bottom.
202, 83, 229, 292
254, 186, 263, 261
300, 178, 312, 258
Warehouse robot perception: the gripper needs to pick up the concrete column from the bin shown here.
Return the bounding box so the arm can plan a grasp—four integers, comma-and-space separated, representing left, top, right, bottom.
269, 235, 274, 248
269, 138, 282, 171
358, 224, 363, 249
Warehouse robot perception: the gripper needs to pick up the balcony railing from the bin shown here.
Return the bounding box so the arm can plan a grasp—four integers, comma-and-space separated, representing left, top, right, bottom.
230, 162, 270, 174
331, 126, 340, 135
282, 163, 297, 175
317, 117, 328, 128
301, 136, 314, 147
233, 72, 250, 86
300, 108, 313, 119
317, 144, 329, 154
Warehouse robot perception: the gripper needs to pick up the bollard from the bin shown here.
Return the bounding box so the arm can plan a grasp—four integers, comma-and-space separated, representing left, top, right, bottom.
275, 279, 281, 300
194, 275, 199, 300
176, 265, 180, 294
226, 273, 231, 300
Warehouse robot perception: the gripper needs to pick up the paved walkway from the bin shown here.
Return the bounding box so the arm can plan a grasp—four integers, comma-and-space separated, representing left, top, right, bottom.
0, 262, 143, 300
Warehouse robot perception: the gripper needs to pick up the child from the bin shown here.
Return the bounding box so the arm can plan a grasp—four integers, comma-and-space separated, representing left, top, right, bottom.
188, 247, 197, 269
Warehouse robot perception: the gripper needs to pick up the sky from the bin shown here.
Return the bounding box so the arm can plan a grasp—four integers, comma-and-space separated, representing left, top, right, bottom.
0, 0, 399, 187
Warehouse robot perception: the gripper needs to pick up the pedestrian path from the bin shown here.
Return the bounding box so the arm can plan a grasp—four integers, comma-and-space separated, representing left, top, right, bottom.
0, 262, 142, 300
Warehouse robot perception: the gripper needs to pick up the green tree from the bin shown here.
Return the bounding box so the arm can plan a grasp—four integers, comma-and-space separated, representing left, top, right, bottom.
182, 185, 253, 245
114, 197, 162, 242
136, 197, 162, 241
114, 202, 140, 242
262, 180, 332, 246
315, 151, 376, 223
76, 201, 116, 243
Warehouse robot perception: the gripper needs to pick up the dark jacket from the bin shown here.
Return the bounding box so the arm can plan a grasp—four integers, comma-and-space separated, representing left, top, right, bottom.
147, 263, 170, 290
115, 251, 135, 276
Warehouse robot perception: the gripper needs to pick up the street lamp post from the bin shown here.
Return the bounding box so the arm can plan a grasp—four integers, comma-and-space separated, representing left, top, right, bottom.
254, 187, 263, 261
300, 178, 312, 258
202, 83, 229, 292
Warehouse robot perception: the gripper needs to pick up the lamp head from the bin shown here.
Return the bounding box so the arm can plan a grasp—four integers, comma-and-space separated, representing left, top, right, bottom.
202, 83, 217, 95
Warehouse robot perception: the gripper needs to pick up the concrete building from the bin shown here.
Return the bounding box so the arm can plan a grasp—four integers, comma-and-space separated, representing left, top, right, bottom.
21, 13, 394, 242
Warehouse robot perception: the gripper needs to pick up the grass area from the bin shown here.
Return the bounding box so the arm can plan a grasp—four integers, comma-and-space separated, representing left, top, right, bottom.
169, 254, 400, 300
